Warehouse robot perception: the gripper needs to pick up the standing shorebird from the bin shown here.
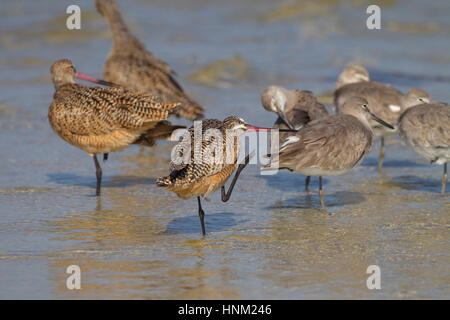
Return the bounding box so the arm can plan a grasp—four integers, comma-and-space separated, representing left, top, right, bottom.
157, 116, 292, 235
95, 0, 204, 120
266, 97, 394, 209
334, 65, 405, 172
261, 86, 329, 189
48, 59, 181, 196
398, 88, 449, 194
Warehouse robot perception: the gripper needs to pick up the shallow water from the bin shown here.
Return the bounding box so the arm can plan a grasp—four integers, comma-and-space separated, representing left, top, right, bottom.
0, 0, 449, 299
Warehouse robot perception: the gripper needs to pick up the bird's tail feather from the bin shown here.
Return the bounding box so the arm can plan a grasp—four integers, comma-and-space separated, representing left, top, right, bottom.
134, 121, 186, 147
156, 175, 172, 187
175, 99, 205, 120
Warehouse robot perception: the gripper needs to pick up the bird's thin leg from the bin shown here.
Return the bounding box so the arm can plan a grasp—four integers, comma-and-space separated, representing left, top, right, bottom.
442, 163, 447, 195
103, 153, 109, 162
93, 154, 102, 196
197, 196, 206, 236
378, 137, 385, 173
319, 176, 326, 210
221, 154, 252, 202
305, 176, 311, 191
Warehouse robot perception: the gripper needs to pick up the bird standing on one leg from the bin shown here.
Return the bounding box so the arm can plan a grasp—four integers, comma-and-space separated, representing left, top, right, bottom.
48, 59, 181, 196
156, 116, 286, 235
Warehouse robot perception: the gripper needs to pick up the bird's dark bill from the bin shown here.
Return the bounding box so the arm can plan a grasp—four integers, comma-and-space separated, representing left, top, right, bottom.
370, 113, 395, 130
246, 125, 297, 132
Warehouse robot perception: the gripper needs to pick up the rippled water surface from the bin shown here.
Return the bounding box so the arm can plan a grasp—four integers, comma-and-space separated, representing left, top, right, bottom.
0, 0, 449, 299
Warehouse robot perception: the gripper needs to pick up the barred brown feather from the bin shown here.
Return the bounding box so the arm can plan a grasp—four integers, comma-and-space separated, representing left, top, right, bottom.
48, 59, 180, 155
157, 117, 245, 199
96, 0, 205, 120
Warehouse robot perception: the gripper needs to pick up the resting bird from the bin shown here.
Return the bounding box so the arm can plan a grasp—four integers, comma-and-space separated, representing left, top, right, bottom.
157, 116, 291, 235
48, 59, 182, 196
265, 97, 394, 209
95, 0, 204, 120
261, 86, 329, 189
334, 65, 409, 171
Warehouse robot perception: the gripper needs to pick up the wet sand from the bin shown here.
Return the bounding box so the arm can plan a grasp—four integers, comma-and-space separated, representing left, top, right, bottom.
0, 0, 449, 299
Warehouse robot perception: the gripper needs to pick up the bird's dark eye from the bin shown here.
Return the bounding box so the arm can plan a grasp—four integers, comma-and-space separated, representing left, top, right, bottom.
418, 98, 424, 102
363, 104, 368, 108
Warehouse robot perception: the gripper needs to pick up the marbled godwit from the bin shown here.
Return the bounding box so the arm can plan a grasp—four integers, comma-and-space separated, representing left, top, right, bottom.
261, 86, 329, 189
266, 97, 394, 209
334, 65, 405, 171
156, 116, 292, 235
48, 59, 181, 196
95, 0, 204, 120
398, 88, 449, 194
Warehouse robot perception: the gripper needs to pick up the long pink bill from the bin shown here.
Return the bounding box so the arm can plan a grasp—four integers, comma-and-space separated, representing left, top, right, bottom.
76, 72, 120, 87
246, 125, 297, 132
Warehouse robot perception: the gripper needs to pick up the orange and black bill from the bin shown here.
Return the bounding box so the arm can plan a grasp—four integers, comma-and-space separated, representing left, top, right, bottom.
369, 112, 395, 129
76, 72, 120, 87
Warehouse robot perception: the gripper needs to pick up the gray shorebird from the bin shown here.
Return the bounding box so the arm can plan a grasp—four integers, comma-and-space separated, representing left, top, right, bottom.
334, 65, 406, 171
48, 59, 182, 196
261, 86, 329, 189
398, 88, 449, 194
95, 0, 204, 120
157, 116, 293, 235
266, 96, 394, 209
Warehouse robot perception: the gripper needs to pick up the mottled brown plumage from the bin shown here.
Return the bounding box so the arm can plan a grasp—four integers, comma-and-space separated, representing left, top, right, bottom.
334, 65, 408, 171
157, 117, 249, 195
96, 0, 204, 121
266, 97, 394, 209
157, 116, 253, 235
398, 96, 449, 194
48, 59, 180, 196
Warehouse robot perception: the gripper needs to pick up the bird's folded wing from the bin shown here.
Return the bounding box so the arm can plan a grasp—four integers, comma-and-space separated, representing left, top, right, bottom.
277, 119, 348, 168
168, 119, 234, 183
422, 107, 450, 147
53, 85, 179, 135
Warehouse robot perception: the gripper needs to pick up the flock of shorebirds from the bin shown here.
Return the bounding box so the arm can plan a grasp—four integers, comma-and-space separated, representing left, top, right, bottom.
48, 0, 449, 235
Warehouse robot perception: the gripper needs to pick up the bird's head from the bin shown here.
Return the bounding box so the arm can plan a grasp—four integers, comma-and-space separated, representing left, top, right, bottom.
341, 96, 394, 130
261, 86, 287, 113
50, 59, 77, 89
336, 65, 370, 89
402, 88, 431, 110
96, 0, 119, 17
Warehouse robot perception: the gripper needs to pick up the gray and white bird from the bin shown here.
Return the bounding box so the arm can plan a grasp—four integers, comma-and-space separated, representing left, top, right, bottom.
334, 65, 409, 171
398, 88, 449, 194
265, 96, 394, 209
261, 86, 329, 189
